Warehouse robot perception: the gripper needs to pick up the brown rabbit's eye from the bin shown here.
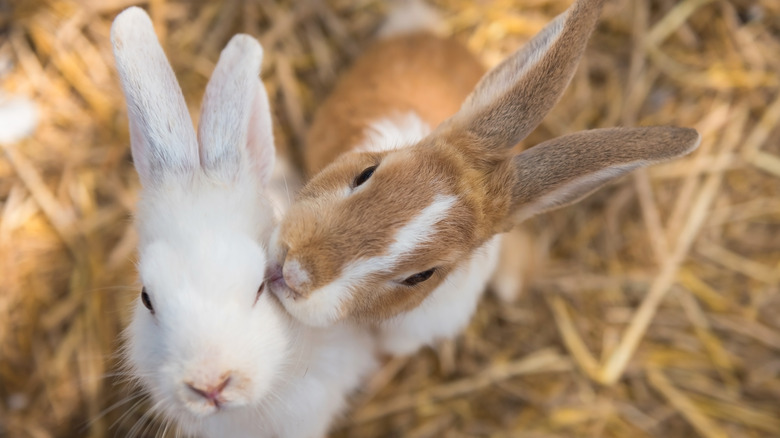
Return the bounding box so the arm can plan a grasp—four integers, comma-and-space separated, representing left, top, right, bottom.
402, 268, 436, 286
254, 282, 265, 306
141, 287, 154, 314
353, 165, 377, 188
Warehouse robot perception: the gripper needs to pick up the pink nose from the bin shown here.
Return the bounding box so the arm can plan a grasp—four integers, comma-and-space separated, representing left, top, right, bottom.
186, 376, 230, 405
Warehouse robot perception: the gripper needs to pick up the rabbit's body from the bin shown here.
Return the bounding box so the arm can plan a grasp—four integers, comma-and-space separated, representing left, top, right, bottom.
304, 32, 485, 175
113, 8, 376, 437
269, 0, 700, 357
299, 27, 502, 354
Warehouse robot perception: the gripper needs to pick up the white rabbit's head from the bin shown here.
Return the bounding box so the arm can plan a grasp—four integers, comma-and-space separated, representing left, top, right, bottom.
112, 7, 289, 428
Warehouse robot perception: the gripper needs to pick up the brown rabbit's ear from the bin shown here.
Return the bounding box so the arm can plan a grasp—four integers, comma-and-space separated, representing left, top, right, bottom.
507, 127, 701, 225
111, 7, 199, 188
198, 34, 275, 185
436, 0, 605, 150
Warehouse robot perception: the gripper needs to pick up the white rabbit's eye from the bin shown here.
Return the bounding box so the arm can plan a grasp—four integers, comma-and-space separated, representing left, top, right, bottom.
402, 268, 436, 286
254, 282, 265, 306
141, 287, 154, 314
353, 165, 377, 188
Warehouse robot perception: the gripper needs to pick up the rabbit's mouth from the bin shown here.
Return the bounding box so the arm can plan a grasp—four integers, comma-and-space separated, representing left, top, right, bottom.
270, 280, 305, 302
266, 264, 304, 301
176, 382, 250, 419
180, 392, 227, 417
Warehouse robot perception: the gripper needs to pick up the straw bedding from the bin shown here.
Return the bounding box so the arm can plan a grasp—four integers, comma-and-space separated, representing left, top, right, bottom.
0, 0, 778, 436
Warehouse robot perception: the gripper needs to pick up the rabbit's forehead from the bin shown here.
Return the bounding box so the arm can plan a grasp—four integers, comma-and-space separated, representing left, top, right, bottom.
139, 234, 266, 299
299, 193, 460, 298
338, 192, 457, 270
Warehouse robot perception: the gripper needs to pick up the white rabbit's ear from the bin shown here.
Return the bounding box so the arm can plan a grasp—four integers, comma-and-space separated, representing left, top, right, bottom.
198, 34, 275, 185
508, 127, 701, 224
111, 7, 199, 188
436, 0, 605, 150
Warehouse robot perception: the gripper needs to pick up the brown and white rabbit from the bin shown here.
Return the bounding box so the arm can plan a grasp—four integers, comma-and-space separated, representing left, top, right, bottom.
112, 8, 376, 437
268, 0, 701, 355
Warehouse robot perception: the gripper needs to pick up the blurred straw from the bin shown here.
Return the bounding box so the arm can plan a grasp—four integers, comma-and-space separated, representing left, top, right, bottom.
1, 0, 779, 437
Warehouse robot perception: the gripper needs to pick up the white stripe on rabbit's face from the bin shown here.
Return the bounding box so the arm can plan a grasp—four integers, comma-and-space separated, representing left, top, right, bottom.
277, 194, 457, 327
389, 194, 457, 256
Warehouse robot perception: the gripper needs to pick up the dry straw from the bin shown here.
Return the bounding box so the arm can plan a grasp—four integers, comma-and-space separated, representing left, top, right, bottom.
1, 0, 779, 437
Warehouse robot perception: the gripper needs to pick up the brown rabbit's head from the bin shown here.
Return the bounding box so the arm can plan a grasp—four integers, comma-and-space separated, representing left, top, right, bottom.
269, 0, 701, 327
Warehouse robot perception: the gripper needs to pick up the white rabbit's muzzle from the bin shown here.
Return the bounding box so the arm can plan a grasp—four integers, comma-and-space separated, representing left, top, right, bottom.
177, 369, 253, 416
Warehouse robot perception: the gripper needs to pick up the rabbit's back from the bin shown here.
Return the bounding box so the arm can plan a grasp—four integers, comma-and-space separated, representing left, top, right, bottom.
304, 32, 485, 175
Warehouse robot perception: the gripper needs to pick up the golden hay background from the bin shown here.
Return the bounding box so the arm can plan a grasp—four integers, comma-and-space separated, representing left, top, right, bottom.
1, 0, 779, 436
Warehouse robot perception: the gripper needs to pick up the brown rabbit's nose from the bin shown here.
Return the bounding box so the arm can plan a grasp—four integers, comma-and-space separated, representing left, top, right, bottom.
186, 376, 230, 405
282, 259, 311, 297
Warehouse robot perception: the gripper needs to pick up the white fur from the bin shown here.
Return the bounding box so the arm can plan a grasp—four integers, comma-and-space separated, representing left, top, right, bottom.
114, 8, 377, 437
377, 0, 447, 39
355, 112, 432, 153
267, 155, 303, 220
279, 194, 457, 328
378, 235, 502, 355
390, 194, 456, 257
279, 271, 356, 328
198, 35, 276, 185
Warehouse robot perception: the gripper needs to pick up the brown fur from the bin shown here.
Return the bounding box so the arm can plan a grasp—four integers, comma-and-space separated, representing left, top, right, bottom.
304, 32, 485, 175
276, 0, 700, 323
507, 127, 702, 226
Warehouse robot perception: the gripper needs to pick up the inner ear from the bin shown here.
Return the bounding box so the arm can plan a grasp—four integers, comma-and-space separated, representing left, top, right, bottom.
511, 159, 645, 223
112, 7, 199, 188
197, 35, 273, 183
506, 127, 701, 226
245, 82, 275, 186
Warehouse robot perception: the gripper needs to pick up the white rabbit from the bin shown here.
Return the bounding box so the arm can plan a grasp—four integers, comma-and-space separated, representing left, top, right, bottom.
267, 0, 701, 356
112, 8, 376, 437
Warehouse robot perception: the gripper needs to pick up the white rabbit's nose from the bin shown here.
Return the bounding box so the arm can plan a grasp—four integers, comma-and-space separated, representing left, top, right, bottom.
282, 259, 310, 293
186, 376, 231, 407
